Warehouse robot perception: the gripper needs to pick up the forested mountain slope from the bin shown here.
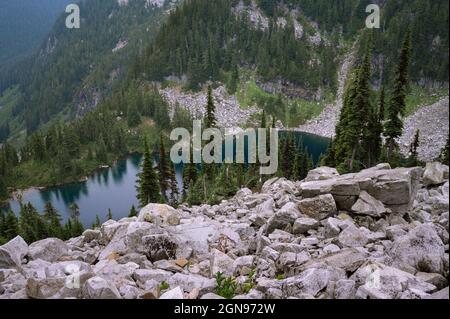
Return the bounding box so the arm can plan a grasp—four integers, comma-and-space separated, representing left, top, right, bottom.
0, 0, 73, 67
0, 0, 176, 139
0, 0, 448, 144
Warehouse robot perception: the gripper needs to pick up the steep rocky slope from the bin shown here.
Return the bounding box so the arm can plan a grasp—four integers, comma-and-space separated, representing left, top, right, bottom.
1, 163, 448, 299
399, 97, 449, 162
296, 51, 355, 138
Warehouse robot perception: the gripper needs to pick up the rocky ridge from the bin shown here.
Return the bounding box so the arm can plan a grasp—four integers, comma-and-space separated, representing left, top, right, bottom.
0, 163, 449, 299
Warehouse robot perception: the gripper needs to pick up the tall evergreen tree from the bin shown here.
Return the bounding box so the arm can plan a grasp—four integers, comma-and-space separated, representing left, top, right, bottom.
2, 209, 19, 241
158, 134, 171, 201
205, 86, 217, 129
385, 31, 411, 160
136, 138, 161, 207
43, 202, 63, 238
128, 205, 138, 218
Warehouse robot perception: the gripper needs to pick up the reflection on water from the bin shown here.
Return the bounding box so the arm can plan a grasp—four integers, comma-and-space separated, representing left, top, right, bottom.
4, 153, 146, 227
3, 133, 329, 227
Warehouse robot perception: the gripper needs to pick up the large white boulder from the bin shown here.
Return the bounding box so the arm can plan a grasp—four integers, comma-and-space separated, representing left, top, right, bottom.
137, 203, 180, 225
423, 162, 448, 186
389, 223, 446, 275
0, 236, 28, 268
28, 238, 68, 262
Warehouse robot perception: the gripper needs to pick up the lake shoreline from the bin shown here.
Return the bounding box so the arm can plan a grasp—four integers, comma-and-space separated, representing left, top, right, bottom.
1, 151, 142, 208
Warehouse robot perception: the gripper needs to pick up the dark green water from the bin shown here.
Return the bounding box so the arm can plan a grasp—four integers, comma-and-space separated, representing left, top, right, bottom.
3, 132, 329, 227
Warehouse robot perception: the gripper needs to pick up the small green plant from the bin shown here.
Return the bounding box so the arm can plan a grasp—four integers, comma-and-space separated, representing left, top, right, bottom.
276, 274, 285, 281
241, 269, 256, 294
160, 281, 169, 291
215, 272, 238, 299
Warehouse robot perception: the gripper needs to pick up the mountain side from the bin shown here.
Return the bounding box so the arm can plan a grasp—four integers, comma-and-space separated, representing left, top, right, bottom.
0, 0, 73, 67
0, 0, 177, 140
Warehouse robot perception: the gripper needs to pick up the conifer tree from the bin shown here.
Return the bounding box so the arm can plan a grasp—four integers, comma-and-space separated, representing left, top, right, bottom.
407, 129, 421, 167
107, 209, 113, 221
205, 86, 217, 129
94, 214, 101, 228
2, 209, 19, 241
158, 134, 171, 201
136, 138, 161, 207
69, 203, 80, 220
385, 31, 411, 160
43, 202, 63, 238
128, 205, 138, 218
0, 174, 7, 199
228, 64, 239, 95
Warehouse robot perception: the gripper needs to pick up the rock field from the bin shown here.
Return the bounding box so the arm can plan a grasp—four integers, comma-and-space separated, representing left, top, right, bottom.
1, 162, 449, 299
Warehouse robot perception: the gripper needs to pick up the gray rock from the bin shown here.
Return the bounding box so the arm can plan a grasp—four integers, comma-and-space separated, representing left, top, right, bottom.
137, 203, 180, 225
168, 273, 215, 294
352, 262, 436, 299
364, 167, 423, 213
334, 279, 356, 299
423, 162, 447, 186
153, 260, 184, 273
0, 236, 28, 268
303, 248, 367, 273
431, 287, 449, 299
82, 276, 121, 299
26, 277, 67, 299
298, 194, 337, 221
210, 249, 235, 277
389, 223, 446, 275
283, 268, 331, 297
323, 217, 342, 238
305, 167, 339, 182
265, 202, 299, 234
28, 238, 68, 262
201, 293, 226, 299
82, 229, 101, 243
132, 269, 173, 284
293, 217, 320, 234
232, 256, 255, 276
119, 285, 143, 299
415, 272, 448, 290
160, 286, 184, 299
352, 191, 388, 217
337, 224, 369, 248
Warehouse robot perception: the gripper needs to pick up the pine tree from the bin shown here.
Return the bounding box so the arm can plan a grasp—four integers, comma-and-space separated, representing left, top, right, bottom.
94, 214, 101, 228
43, 202, 63, 238
385, 31, 411, 160
407, 129, 420, 167
158, 134, 171, 201
128, 205, 138, 218
96, 135, 108, 164
127, 103, 141, 127
168, 163, 179, 206
228, 64, 239, 95
0, 174, 7, 200
205, 86, 217, 129
107, 209, 113, 221
69, 203, 80, 220
2, 209, 19, 241
136, 138, 161, 207
18, 203, 47, 243
321, 139, 336, 167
